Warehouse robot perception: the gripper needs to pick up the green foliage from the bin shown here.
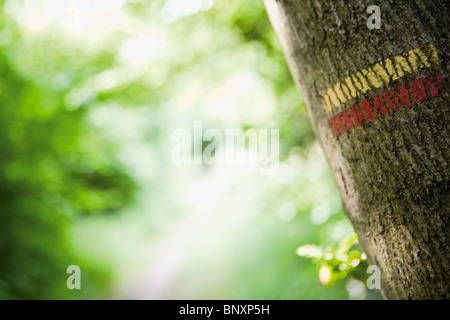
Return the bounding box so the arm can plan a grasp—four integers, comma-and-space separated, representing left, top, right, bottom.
297, 233, 368, 287
0, 6, 135, 299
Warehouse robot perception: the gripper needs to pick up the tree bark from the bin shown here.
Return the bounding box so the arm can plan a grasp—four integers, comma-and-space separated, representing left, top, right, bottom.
264, 0, 449, 299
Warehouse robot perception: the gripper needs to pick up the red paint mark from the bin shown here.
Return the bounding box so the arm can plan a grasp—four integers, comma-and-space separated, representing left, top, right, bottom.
339, 110, 355, 130
360, 99, 377, 122
335, 114, 348, 134
348, 104, 365, 126
421, 75, 439, 97
372, 95, 389, 116
381, 85, 411, 111
329, 117, 341, 137
328, 72, 444, 137
398, 85, 412, 107
409, 78, 428, 103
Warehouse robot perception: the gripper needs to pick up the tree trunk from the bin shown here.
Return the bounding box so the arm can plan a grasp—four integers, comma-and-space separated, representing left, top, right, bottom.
264, 0, 449, 299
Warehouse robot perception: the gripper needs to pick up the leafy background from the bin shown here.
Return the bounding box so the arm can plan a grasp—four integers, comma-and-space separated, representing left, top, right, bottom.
0, 0, 381, 299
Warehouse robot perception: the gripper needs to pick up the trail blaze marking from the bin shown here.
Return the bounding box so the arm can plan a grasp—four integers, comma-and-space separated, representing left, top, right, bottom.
321, 43, 439, 113
328, 72, 445, 137
320, 43, 444, 138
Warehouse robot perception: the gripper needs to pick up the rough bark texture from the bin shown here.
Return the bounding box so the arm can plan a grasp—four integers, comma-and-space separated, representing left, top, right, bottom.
264, 0, 449, 299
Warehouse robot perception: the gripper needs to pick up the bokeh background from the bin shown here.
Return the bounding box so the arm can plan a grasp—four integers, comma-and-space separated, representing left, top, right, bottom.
0, 0, 382, 299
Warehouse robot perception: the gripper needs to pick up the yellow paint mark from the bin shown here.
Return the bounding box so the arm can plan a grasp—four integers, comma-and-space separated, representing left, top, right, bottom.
334, 83, 347, 104
425, 43, 438, 64
354, 71, 371, 93
394, 55, 412, 77
326, 87, 341, 107
408, 48, 431, 72
364, 67, 383, 88
321, 91, 332, 112
340, 81, 351, 100
373, 62, 390, 84
344, 77, 358, 98
384, 58, 399, 81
